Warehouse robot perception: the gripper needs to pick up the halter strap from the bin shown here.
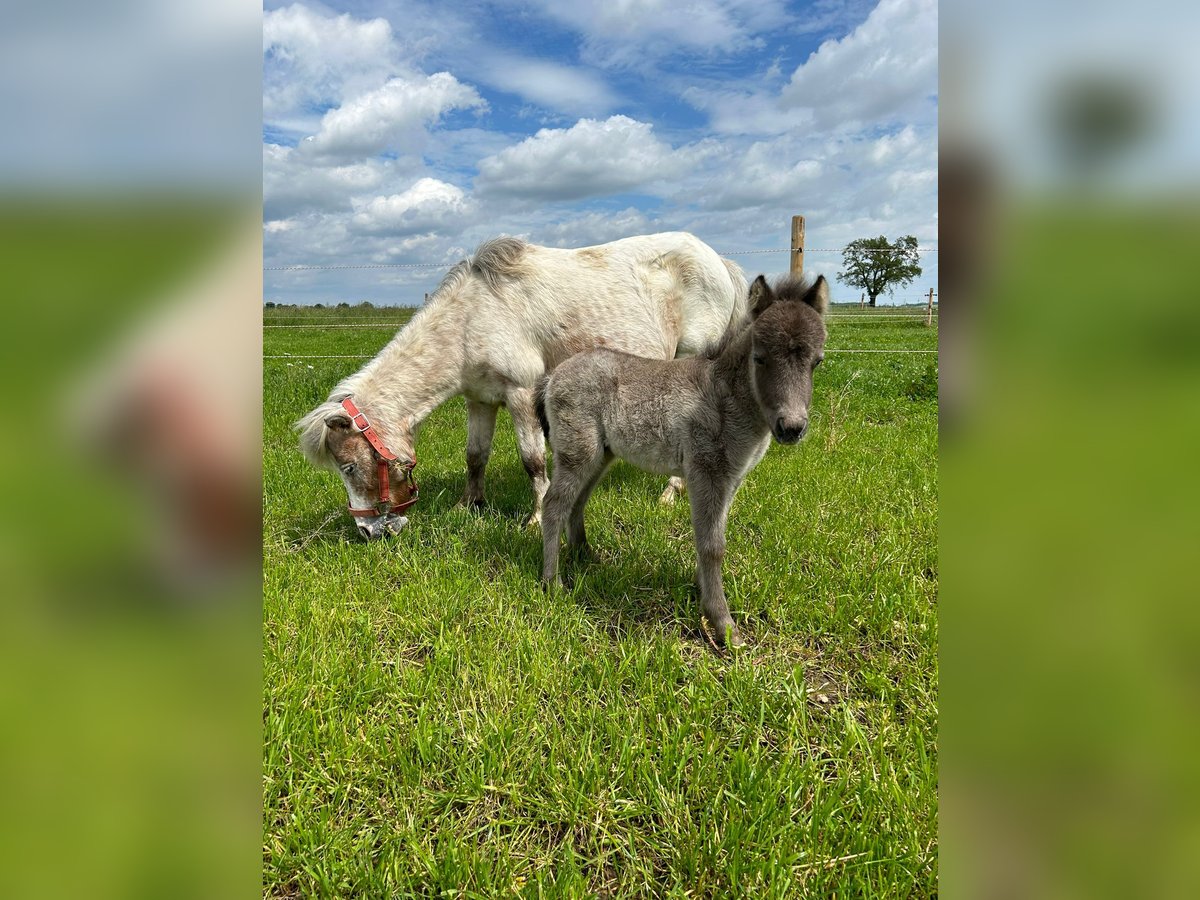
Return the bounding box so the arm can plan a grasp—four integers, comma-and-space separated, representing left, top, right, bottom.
340, 398, 418, 517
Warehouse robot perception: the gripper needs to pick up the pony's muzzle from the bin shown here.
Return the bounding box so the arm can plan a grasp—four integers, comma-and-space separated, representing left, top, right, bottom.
774, 416, 808, 444
356, 513, 409, 541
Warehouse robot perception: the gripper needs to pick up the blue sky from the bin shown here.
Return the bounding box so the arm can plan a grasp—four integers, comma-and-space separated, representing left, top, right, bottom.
263, 0, 937, 305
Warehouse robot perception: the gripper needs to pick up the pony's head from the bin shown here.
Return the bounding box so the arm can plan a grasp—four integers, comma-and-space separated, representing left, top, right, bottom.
746, 274, 828, 444
296, 398, 418, 540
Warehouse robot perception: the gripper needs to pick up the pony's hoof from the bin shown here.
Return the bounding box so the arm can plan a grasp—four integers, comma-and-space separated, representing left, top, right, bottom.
525, 513, 543, 529
458, 495, 486, 511
658, 487, 678, 505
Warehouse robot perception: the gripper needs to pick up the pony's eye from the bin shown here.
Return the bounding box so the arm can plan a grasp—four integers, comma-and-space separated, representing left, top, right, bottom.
340, 463, 356, 476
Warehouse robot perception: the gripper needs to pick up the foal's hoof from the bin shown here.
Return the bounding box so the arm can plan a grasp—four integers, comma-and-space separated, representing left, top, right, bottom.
525, 512, 543, 529
570, 542, 596, 562
458, 495, 486, 511
711, 621, 746, 650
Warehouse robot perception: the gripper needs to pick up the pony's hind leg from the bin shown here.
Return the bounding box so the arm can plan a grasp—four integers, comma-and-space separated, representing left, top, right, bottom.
462, 400, 499, 508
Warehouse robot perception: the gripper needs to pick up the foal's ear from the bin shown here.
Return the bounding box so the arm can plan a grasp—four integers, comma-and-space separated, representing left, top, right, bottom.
749, 275, 776, 319
800, 275, 830, 316
325, 413, 352, 431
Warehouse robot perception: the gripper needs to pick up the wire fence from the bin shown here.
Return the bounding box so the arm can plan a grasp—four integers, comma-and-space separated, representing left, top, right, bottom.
263, 315, 937, 329
265, 245, 938, 272
264, 245, 937, 355
265, 349, 937, 360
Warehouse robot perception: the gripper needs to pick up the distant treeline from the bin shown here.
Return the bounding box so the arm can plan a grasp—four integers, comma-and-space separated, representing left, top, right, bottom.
263, 301, 413, 309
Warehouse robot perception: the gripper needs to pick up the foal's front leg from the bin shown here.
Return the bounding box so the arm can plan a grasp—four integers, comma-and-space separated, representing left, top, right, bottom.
506, 387, 549, 526
686, 474, 743, 648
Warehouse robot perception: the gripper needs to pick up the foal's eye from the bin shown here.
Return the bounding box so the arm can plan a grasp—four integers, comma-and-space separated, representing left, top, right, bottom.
340, 463, 356, 476
813, 356, 823, 368
753, 355, 766, 366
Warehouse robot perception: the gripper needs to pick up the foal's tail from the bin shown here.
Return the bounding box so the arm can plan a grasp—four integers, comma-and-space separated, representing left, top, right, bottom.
533, 375, 551, 439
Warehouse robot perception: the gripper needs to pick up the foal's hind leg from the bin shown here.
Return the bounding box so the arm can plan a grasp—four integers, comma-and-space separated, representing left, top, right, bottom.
507, 387, 549, 527
567, 456, 612, 559
542, 446, 606, 585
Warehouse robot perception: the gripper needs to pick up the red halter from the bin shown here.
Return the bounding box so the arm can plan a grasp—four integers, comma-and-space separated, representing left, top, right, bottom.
340, 397, 418, 518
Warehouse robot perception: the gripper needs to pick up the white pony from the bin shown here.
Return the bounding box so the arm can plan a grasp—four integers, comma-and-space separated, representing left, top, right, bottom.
297, 232, 747, 538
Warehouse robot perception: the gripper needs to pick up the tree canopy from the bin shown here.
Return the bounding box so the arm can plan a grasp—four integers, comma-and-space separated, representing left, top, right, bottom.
837, 235, 922, 306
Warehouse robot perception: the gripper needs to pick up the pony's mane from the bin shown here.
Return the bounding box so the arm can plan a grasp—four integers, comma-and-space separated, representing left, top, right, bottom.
296, 399, 346, 469
294, 236, 533, 466
468, 235, 530, 292
420, 235, 531, 307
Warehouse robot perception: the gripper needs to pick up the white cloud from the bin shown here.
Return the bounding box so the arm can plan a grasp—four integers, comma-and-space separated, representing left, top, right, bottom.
699, 147, 824, 211
528, 0, 791, 68
780, 0, 937, 129
475, 115, 694, 201
301, 73, 485, 161
536, 207, 657, 248
263, 4, 401, 133
682, 86, 813, 136
350, 178, 472, 234
262, 0, 941, 305
476, 57, 617, 115
263, 142, 407, 219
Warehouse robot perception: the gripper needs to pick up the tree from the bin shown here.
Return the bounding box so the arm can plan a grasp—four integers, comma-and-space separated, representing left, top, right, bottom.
837, 235, 922, 307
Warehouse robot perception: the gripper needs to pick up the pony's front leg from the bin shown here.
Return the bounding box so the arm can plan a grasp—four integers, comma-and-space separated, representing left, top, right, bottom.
462, 400, 499, 508
659, 476, 686, 505
506, 387, 549, 526
686, 474, 744, 648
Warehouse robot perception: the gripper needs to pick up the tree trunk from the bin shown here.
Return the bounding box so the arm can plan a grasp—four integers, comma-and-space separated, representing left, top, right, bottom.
869, 293, 877, 307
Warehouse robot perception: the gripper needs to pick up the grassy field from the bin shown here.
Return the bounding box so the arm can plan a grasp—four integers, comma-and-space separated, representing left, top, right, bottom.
263, 301, 938, 898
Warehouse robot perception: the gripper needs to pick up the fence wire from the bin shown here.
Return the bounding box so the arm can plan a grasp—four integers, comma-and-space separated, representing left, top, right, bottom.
265, 246, 938, 271
265, 349, 937, 359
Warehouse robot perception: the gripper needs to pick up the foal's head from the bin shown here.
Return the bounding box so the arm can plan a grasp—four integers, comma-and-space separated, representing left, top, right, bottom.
746, 274, 829, 444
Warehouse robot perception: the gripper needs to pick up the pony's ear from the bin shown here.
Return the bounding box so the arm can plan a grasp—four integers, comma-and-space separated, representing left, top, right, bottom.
325, 413, 352, 430
800, 275, 830, 316
749, 275, 775, 319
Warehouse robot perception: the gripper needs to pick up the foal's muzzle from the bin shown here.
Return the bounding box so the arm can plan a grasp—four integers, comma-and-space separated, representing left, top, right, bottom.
774, 416, 808, 444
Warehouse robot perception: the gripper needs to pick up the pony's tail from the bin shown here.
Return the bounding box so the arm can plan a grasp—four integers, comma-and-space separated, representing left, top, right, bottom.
533, 375, 551, 439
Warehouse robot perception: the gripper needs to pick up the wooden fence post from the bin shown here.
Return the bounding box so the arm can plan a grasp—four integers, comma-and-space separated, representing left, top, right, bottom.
925, 288, 935, 326
860, 292, 864, 309
790, 215, 805, 275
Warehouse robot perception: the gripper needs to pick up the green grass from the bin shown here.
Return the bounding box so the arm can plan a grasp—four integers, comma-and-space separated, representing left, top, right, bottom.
263, 303, 938, 898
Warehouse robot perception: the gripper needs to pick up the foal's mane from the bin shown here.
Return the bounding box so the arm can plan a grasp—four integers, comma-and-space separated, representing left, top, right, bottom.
702, 273, 820, 360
